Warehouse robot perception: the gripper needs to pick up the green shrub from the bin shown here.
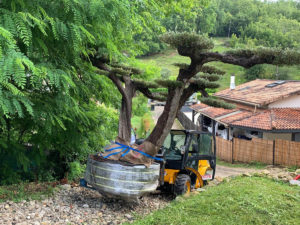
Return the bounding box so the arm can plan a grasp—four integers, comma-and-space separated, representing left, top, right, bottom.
230, 34, 239, 48
243, 65, 266, 81
68, 161, 86, 181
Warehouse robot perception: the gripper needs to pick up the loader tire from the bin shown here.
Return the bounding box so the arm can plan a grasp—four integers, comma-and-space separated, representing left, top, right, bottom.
174, 174, 191, 195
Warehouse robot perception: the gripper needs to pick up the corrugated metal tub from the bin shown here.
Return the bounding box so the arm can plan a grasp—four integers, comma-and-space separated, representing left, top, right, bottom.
84, 156, 160, 201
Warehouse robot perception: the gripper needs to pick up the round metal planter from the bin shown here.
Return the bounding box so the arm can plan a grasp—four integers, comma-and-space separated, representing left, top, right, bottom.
84, 156, 160, 201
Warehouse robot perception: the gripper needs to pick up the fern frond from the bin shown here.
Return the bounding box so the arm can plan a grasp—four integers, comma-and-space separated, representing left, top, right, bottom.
12, 98, 24, 117
14, 13, 32, 47
13, 58, 26, 88
0, 26, 16, 46
54, 115, 67, 130
2, 82, 24, 96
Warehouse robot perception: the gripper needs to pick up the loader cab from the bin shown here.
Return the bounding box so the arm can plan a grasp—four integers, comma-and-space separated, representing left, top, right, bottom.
160, 130, 216, 195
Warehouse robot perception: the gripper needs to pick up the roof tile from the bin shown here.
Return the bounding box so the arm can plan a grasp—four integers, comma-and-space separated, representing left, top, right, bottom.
190, 103, 209, 111
191, 105, 300, 131
214, 79, 300, 106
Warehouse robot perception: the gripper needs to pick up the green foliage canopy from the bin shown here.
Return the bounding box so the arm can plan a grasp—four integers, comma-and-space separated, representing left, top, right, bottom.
0, 0, 170, 184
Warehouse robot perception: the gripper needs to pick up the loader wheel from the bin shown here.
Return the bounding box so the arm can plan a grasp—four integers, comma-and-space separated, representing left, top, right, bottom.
174, 174, 191, 195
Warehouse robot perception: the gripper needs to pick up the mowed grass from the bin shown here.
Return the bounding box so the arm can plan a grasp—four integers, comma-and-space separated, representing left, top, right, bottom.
131, 177, 300, 225
139, 38, 300, 91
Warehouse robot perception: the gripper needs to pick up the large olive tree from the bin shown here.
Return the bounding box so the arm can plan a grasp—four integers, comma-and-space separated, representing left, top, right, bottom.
92, 32, 300, 157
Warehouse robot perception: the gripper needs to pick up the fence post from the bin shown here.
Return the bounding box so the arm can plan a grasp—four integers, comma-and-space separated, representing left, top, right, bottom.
231, 138, 234, 164
272, 140, 275, 165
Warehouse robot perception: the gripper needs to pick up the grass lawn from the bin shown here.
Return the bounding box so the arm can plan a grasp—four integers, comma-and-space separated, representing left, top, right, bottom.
139, 38, 300, 91
0, 182, 55, 202
131, 177, 300, 225
139, 49, 190, 78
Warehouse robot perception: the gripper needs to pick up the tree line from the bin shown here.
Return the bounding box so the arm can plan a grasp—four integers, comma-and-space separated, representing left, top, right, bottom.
140, 0, 300, 55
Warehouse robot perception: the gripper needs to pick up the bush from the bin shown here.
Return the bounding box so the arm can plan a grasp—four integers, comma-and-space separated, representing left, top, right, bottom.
132, 95, 150, 117
243, 65, 266, 81
132, 113, 155, 139
68, 161, 86, 181
0, 103, 118, 185
161, 68, 172, 79
230, 34, 239, 48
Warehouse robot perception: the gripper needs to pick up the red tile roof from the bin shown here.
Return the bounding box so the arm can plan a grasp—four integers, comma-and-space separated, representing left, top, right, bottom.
190, 103, 209, 111
214, 79, 300, 107
191, 104, 300, 131
231, 109, 300, 130
272, 108, 300, 130
200, 107, 237, 119
220, 111, 253, 124
231, 111, 272, 130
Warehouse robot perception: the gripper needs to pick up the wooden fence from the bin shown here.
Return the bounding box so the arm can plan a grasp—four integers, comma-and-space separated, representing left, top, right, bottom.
216, 136, 233, 163
216, 136, 300, 166
275, 139, 300, 166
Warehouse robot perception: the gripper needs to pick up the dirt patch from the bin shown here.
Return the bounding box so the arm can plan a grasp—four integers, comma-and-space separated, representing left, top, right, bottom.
215, 165, 300, 184
215, 165, 261, 178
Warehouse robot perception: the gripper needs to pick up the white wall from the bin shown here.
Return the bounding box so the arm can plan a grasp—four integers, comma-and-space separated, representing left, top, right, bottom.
269, 95, 300, 108
184, 112, 193, 122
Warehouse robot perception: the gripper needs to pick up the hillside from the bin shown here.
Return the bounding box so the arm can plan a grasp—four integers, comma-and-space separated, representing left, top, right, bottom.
139, 38, 300, 91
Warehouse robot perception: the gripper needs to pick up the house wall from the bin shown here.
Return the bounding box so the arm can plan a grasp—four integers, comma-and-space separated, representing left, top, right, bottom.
263, 132, 292, 141
268, 95, 300, 108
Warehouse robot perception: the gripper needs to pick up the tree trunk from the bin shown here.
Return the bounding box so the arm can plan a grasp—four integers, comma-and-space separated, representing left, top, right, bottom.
118, 80, 135, 143
146, 87, 185, 148
118, 96, 132, 142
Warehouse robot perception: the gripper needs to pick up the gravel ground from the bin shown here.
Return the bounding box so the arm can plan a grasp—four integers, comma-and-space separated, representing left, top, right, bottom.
0, 185, 172, 225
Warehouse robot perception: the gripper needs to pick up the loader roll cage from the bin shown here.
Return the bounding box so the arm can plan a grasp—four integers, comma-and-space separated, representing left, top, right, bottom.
160, 130, 216, 179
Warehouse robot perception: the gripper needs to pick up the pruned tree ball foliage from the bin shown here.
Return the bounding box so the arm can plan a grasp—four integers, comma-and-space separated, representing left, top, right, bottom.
200, 97, 235, 109
160, 32, 214, 51
155, 79, 184, 89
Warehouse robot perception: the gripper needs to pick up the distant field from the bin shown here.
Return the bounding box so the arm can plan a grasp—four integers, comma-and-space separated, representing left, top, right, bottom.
139, 38, 300, 90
